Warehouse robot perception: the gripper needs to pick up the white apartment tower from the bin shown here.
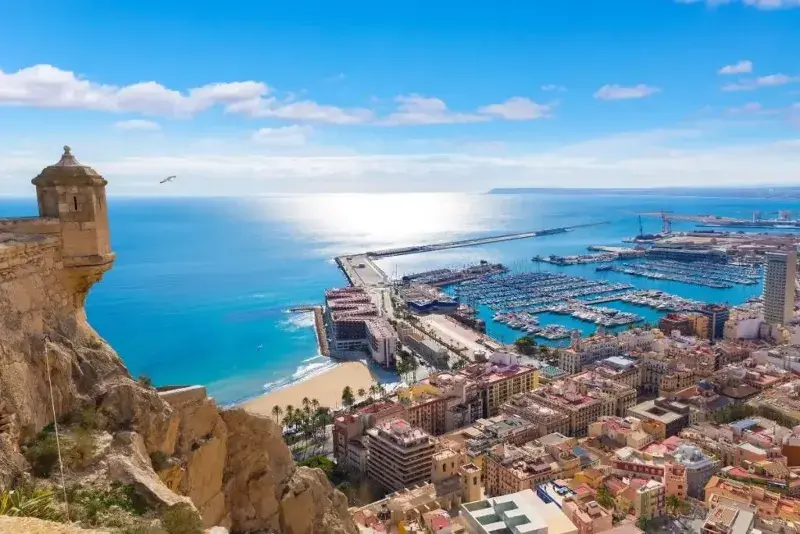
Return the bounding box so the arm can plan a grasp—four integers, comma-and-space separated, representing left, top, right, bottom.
764, 250, 797, 325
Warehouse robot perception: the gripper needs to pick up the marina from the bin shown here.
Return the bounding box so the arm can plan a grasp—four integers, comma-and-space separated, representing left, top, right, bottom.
600, 259, 761, 289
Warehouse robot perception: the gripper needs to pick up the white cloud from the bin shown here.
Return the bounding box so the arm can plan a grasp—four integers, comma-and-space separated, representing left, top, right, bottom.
114, 119, 161, 131
541, 84, 566, 92
594, 84, 661, 100
0, 64, 268, 117
230, 99, 375, 125
325, 73, 346, 82
726, 102, 764, 114
719, 60, 753, 75
478, 97, 552, 120
722, 73, 800, 91
379, 95, 488, 125
251, 125, 312, 146
677, 0, 800, 9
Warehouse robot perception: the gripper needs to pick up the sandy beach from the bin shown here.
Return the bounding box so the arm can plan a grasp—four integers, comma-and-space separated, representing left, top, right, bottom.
242, 361, 377, 416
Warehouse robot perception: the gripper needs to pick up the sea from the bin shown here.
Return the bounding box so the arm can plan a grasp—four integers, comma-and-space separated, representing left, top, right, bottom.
1, 192, 797, 405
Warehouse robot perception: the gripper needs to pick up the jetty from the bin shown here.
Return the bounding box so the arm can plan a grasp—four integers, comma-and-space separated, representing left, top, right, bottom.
336, 221, 609, 287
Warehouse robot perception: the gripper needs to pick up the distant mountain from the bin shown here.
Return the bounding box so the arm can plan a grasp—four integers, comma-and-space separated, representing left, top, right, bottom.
488, 187, 800, 199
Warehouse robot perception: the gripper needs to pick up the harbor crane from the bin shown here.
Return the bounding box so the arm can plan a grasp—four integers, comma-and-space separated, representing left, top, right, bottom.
660, 210, 674, 234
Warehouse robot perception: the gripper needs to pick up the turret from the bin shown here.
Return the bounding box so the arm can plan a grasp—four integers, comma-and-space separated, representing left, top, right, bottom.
31, 146, 114, 271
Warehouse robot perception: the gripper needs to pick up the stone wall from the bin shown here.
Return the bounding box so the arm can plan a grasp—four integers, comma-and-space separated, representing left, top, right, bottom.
0, 216, 61, 236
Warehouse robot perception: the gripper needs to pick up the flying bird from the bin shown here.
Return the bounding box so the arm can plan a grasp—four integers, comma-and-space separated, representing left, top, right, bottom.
160, 175, 177, 184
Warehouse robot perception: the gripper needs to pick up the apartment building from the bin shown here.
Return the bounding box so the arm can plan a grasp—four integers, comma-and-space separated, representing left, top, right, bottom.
442, 414, 540, 463
526, 381, 609, 437
484, 442, 570, 497
570, 371, 637, 417
325, 287, 398, 365
669, 443, 722, 499
458, 358, 540, 417
562, 491, 614, 534
626, 479, 665, 520
366, 419, 437, 492
559, 334, 622, 375
588, 416, 656, 450
332, 400, 405, 463
664, 463, 688, 500
501, 392, 571, 438
701, 503, 755, 534
705, 475, 800, 527
612, 447, 666, 482
588, 356, 642, 390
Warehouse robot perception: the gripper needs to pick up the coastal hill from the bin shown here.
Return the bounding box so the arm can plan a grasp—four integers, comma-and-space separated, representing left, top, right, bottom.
0, 147, 356, 533
488, 186, 800, 198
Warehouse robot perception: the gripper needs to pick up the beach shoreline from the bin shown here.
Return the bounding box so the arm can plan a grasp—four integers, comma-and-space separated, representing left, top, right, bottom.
242, 360, 377, 416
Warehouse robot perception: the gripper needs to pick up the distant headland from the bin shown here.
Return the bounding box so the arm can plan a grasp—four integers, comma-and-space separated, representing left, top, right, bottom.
488, 186, 800, 199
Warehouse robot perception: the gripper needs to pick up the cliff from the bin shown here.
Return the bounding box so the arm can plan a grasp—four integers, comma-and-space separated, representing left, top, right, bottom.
0, 148, 357, 534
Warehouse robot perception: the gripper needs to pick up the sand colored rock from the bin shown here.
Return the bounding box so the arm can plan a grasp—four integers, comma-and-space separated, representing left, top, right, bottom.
0, 148, 357, 533
0, 516, 110, 533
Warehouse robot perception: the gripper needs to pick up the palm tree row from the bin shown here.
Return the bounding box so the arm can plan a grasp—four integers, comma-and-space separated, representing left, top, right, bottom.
270, 397, 333, 460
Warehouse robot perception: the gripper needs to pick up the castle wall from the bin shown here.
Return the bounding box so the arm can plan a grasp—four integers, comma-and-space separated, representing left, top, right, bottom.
0, 217, 61, 236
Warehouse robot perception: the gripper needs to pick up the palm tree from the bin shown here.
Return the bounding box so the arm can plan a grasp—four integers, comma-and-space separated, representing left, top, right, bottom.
358, 388, 366, 399
667, 494, 680, 517
369, 384, 379, 401
271, 405, 283, 425
311, 398, 320, 412
302, 397, 311, 411
342, 386, 355, 410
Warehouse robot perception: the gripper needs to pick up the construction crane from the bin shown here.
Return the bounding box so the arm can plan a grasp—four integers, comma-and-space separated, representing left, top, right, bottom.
660, 210, 674, 234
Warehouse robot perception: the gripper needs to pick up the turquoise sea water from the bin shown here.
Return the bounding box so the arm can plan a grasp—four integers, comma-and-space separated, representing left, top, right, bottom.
1, 193, 797, 405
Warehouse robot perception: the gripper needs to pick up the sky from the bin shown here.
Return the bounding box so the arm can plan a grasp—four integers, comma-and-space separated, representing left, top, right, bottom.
1, 0, 799, 196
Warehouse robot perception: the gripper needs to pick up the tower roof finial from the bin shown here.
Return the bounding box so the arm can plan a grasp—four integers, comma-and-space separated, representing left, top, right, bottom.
56, 145, 81, 167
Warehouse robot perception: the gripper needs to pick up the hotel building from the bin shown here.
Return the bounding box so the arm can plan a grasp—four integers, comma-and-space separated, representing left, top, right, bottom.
458, 357, 540, 417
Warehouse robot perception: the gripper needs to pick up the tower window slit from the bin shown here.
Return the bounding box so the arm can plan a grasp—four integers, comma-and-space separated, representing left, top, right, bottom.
73, 196, 78, 211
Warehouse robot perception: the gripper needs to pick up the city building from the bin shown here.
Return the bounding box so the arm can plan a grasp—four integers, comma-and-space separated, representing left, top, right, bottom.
616, 479, 666, 520
751, 380, 800, 427
664, 463, 688, 500
484, 441, 579, 497
763, 250, 797, 326
397, 322, 451, 368
612, 447, 666, 482
705, 475, 800, 528
669, 443, 721, 499
561, 486, 614, 534
501, 392, 572, 438
588, 416, 657, 450
587, 356, 642, 390
461, 489, 579, 534
699, 304, 731, 342
457, 357, 540, 417
570, 371, 637, 417
627, 398, 691, 437
701, 502, 755, 534
332, 400, 404, 465
559, 334, 622, 375
366, 419, 436, 492
524, 381, 611, 437
325, 287, 398, 366
658, 313, 695, 337
442, 414, 540, 463
645, 247, 728, 263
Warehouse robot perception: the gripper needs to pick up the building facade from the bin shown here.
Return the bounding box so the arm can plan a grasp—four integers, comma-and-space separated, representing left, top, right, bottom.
366, 419, 436, 492
763, 250, 797, 326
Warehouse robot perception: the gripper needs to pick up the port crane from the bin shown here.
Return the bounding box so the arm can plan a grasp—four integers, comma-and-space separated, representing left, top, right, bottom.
660, 210, 673, 234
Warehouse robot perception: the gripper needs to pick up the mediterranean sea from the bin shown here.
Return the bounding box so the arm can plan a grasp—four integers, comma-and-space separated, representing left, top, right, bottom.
1, 193, 797, 405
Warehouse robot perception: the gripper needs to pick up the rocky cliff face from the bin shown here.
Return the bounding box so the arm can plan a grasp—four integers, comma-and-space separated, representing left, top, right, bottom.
0, 232, 356, 533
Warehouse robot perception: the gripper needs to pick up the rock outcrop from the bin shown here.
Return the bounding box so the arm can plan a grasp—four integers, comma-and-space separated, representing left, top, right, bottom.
0, 148, 357, 533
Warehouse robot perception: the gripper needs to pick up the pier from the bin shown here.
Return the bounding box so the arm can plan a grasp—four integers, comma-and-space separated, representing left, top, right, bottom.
336, 221, 609, 287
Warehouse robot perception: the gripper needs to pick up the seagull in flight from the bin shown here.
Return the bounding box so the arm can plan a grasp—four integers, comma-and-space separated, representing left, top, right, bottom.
160, 175, 177, 184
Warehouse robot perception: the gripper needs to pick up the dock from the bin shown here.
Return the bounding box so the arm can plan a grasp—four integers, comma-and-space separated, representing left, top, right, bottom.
336, 221, 609, 287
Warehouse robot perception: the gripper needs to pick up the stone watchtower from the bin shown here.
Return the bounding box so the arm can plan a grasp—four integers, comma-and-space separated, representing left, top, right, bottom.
31, 146, 115, 294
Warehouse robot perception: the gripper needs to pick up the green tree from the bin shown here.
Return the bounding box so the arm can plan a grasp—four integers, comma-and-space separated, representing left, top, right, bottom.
596, 487, 615, 509
341, 386, 355, 410
514, 336, 537, 356
271, 405, 283, 424
637, 517, 649, 532
357, 388, 366, 399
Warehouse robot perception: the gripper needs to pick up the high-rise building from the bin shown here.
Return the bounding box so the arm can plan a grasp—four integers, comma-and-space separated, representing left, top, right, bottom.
366, 419, 436, 492
764, 251, 797, 325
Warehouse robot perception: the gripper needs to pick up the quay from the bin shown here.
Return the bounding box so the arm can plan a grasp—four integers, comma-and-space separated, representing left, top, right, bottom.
366, 221, 609, 259
336, 221, 609, 288
311, 305, 330, 356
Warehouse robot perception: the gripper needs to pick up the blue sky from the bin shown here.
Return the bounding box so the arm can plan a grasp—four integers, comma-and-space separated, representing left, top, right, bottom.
1, 0, 799, 195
